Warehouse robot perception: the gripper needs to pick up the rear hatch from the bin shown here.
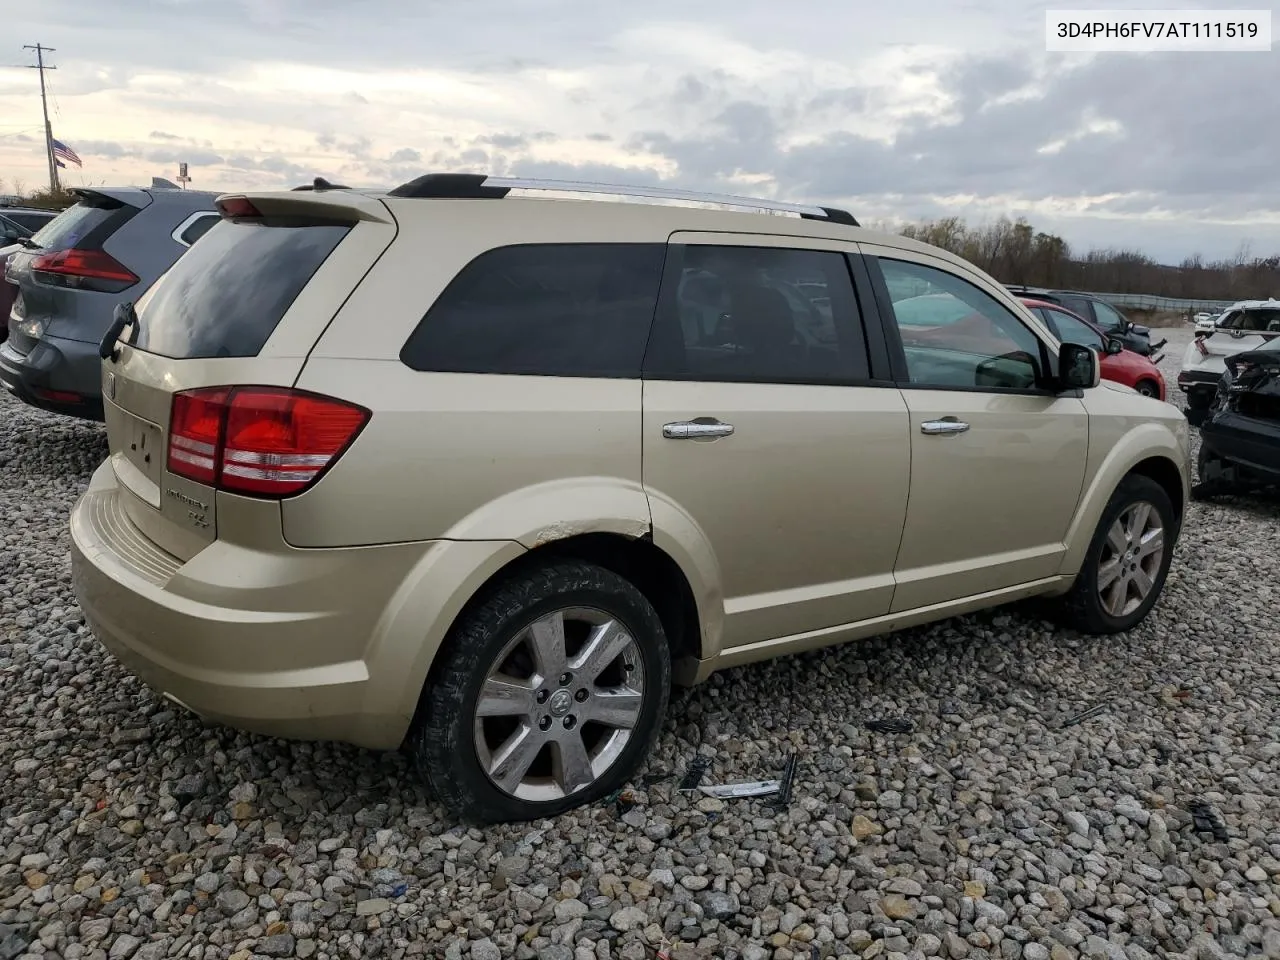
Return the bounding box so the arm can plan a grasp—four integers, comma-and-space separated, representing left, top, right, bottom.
101, 191, 397, 560
5, 189, 146, 354
1196, 305, 1280, 360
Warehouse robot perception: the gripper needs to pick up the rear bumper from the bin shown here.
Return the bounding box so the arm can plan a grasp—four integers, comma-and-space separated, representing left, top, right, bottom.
0, 334, 104, 421
69, 459, 516, 750
1200, 411, 1280, 479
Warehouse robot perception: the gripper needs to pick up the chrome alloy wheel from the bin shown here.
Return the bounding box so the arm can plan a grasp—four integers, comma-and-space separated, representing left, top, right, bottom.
472, 607, 646, 801
1097, 501, 1165, 617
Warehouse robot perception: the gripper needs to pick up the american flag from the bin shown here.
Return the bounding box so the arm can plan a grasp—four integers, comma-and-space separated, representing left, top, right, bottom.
51, 138, 82, 168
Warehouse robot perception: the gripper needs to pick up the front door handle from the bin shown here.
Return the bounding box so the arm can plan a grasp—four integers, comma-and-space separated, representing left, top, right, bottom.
920, 419, 970, 436
663, 420, 735, 440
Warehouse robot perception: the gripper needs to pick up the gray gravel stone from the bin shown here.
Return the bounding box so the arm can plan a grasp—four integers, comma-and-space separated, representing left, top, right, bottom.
0, 330, 1274, 960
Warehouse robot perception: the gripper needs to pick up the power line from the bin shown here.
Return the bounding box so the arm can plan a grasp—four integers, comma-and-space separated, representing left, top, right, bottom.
22, 43, 58, 193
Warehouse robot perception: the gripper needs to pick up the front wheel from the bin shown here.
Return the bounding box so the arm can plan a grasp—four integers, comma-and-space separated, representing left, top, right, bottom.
1135, 379, 1159, 398
1054, 474, 1177, 634
412, 560, 671, 823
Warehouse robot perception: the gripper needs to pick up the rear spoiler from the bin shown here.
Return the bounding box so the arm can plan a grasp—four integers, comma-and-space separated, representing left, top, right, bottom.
72, 186, 153, 210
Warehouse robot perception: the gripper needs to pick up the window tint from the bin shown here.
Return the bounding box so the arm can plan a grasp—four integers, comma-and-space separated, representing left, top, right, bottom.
401, 243, 665, 378
179, 214, 218, 246
1091, 300, 1128, 331
1048, 308, 1104, 349
1057, 296, 1093, 322
645, 245, 868, 383
131, 218, 349, 359
878, 258, 1043, 391
5, 212, 54, 232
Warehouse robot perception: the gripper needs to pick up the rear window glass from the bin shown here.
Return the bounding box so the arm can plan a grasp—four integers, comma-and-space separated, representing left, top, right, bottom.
400, 243, 666, 377
1220, 308, 1280, 332
29, 198, 132, 252
130, 218, 350, 359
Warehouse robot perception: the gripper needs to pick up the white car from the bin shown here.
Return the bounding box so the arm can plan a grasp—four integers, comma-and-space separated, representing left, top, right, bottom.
1179, 299, 1280, 423
1193, 312, 1219, 333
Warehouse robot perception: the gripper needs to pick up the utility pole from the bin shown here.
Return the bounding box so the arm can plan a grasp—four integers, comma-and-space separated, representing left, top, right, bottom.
23, 44, 58, 194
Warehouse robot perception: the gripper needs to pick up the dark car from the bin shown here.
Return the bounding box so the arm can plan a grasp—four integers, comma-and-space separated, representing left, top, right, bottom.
2, 184, 220, 420
1003, 285, 1165, 357
0, 208, 59, 236
0, 212, 59, 344
1193, 347, 1280, 499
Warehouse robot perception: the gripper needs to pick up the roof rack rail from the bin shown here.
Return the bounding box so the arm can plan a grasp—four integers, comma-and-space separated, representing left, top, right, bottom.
386, 173, 859, 225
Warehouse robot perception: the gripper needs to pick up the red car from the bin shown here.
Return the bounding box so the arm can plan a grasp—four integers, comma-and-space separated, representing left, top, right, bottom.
1021, 297, 1166, 400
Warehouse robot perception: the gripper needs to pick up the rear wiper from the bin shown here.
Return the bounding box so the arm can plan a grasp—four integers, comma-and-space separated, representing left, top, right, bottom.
16, 237, 40, 250
99, 301, 138, 361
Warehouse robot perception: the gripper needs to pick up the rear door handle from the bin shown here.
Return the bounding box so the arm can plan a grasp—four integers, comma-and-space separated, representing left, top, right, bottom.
920, 419, 970, 435
663, 420, 735, 440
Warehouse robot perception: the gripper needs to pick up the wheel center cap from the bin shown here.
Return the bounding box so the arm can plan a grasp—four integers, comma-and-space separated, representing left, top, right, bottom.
548, 689, 573, 718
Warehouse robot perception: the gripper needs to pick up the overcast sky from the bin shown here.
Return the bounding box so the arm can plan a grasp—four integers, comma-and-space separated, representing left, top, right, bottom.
3, 0, 1277, 264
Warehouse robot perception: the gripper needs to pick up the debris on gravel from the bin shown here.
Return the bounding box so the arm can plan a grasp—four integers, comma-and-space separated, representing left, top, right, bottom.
1, 329, 1278, 960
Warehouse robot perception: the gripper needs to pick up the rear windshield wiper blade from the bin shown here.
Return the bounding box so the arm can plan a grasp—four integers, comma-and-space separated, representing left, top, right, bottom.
16, 237, 41, 250
100, 301, 138, 361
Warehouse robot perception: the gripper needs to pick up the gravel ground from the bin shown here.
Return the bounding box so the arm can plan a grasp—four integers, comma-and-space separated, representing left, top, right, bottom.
1, 326, 1277, 960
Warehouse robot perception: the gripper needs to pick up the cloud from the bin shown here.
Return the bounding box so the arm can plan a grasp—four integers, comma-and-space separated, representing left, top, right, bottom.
1, 2, 1276, 261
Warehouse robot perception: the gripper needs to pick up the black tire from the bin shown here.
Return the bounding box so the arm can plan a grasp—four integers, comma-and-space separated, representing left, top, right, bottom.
1053, 474, 1177, 634
1135, 379, 1159, 398
412, 560, 671, 824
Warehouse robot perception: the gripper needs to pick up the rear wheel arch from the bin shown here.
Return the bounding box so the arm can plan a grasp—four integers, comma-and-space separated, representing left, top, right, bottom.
405, 532, 705, 746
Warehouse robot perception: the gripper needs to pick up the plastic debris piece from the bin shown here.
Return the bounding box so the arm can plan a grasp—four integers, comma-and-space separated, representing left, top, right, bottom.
1188, 798, 1229, 842
865, 716, 914, 734
772, 752, 797, 810
677, 756, 712, 792
390, 882, 408, 898
696, 779, 781, 799
1062, 703, 1108, 728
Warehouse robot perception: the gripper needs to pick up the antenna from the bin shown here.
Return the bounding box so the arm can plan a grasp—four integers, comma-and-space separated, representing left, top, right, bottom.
22, 44, 58, 193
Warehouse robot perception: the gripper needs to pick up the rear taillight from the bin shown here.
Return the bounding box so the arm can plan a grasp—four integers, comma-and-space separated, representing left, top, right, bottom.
216, 196, 262, 219
31, 249, 139, 292
167, 386, 369, 497
1195, 337, 1209, 356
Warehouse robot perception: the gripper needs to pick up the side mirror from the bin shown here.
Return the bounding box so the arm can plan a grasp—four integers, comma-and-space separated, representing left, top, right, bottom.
1105, 338, 1124, 355
1059, 342, 1100, 390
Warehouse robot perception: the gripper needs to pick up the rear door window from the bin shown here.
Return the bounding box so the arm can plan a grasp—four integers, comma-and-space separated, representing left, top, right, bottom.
400, 243, 666, 377
1056, 296, 1093, 322
130, 217, 350, 359
645, 244, 870, 383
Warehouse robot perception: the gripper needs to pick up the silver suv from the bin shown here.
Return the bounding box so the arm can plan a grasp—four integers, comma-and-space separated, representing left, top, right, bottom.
2, 182, 220, 420
70, 175, 1191, 823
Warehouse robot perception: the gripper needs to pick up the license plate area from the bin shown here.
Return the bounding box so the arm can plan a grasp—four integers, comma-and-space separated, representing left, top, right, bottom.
124, 417, 165, 489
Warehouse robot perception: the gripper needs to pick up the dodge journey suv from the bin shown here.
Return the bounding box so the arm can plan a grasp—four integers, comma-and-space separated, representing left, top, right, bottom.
70, 174, 1191, 823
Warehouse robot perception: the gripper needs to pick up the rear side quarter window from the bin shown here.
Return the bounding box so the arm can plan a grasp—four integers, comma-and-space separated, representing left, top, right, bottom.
173, 212, 220, 247
400, 243, 666, 378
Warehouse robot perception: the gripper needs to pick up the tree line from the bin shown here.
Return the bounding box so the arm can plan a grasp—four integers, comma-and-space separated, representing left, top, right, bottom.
896, 215, 1279, 303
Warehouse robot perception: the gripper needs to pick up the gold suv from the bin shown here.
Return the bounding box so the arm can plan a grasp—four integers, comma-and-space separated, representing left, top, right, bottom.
70, 175, 1192, 823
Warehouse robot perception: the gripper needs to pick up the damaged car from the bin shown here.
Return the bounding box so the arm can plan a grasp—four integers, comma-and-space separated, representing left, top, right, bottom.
1193, 347, 1280, 499
1179, 298, 1280, 425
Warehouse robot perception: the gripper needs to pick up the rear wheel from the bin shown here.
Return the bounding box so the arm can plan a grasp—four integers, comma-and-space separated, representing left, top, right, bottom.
1053, 474, 1176, 634
1135, 379, 1159, 398
412, 560, 670, 823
